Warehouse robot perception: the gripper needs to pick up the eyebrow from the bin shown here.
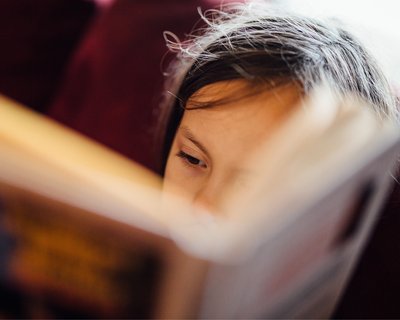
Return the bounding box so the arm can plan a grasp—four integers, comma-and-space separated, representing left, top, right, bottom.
179, 126, 211, 159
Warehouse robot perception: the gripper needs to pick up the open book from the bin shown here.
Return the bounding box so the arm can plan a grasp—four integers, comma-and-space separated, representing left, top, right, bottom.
0, 90, 399, 318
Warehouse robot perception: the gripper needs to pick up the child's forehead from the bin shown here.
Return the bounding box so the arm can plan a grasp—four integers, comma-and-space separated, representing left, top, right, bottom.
180, 79, 303, 153
189, 80, 251, 100
185, 79, 303, 119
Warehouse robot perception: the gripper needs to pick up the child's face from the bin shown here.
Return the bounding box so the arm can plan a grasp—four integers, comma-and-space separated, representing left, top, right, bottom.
163, 79, 301, 212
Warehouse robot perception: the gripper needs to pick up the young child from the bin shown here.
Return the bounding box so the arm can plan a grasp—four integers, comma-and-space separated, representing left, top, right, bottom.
159, 2, 398, 211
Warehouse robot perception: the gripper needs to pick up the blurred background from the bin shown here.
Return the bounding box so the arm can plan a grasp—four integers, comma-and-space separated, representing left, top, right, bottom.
0, 0, 398, 318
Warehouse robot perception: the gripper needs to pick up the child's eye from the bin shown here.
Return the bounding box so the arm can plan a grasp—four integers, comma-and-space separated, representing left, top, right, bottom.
177, 150, 207, 168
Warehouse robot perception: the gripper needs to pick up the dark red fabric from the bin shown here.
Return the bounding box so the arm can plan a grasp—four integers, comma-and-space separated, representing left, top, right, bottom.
0, 0, 95, 113
48, 0, 213, 173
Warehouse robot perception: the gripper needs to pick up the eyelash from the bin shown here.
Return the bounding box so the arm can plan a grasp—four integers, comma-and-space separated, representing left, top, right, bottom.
176, 150, 207, 169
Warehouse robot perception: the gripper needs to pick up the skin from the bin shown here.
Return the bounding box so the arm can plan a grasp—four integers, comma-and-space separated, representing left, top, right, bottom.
163, 79, 302, 212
